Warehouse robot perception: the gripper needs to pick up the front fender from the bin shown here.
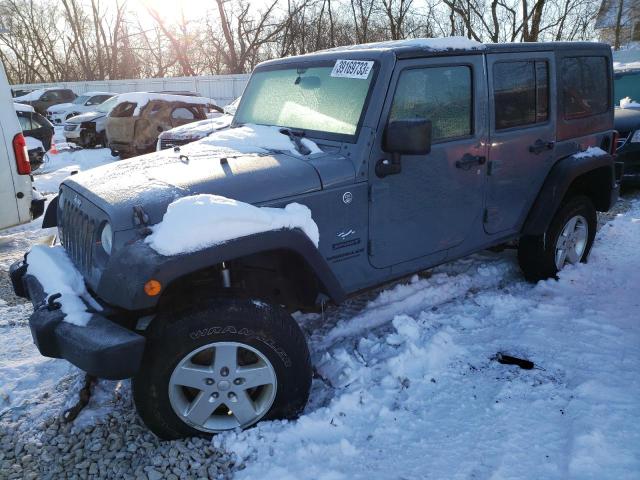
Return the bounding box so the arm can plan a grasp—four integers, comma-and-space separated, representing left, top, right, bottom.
522, 152, 617, 236
97, 228, 346, 310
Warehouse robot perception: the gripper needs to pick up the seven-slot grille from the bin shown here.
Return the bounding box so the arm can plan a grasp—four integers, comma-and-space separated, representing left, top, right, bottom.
60, 202, 97, 275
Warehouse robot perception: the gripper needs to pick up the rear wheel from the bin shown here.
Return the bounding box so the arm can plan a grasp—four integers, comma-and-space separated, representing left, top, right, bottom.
132, 298, 312, 439
518, 195, 596, 282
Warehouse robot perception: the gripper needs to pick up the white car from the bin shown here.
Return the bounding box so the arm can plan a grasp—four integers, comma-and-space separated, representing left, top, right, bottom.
47, 91, 114, 125
0, 64, 43, 229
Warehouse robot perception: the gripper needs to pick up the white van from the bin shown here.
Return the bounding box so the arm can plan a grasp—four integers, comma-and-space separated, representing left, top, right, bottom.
0, 62, 42, 230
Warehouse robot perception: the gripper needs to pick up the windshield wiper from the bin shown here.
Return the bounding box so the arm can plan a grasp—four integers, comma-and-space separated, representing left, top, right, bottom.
280, 128, 311, 155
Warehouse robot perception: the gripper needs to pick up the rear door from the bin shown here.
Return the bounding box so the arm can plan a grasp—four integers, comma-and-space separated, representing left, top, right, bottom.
484, 52, 556, 234
368, 54, 489, 268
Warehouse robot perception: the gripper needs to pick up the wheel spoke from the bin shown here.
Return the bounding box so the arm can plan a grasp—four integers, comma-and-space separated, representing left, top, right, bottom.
173, 364, 212, 390
556, 248, 568, 268
565, 216, 578, 233
238, 365, 275, 389
214, 344, 238, 372
185, 391, 220, 426
229, 390, 258, 425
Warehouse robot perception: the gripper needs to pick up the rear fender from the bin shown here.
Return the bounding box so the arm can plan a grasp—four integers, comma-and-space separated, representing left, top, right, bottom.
522, 152, 617, 236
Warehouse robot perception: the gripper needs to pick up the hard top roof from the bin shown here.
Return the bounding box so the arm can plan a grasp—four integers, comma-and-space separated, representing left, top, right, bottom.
259, 38, 612, 68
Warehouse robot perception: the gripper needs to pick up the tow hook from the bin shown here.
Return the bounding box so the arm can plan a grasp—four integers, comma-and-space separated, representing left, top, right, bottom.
62, 374, 97, 423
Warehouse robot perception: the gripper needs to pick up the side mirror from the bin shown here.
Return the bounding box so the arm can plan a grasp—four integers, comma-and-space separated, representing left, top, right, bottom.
377, 119, 432, 177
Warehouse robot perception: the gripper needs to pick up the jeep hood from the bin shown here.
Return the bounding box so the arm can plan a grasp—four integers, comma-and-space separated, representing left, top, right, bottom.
64, 143, 323, 231
67, 111, 105, 124
614, 106, 640, 133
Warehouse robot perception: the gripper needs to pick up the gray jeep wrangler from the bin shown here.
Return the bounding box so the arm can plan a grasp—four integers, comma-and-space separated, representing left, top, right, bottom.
11, 39, 621, 439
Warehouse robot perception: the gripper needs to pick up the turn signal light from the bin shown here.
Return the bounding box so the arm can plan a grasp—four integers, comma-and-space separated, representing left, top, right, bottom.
13, 133, 30, 175
144, 280, 162, 296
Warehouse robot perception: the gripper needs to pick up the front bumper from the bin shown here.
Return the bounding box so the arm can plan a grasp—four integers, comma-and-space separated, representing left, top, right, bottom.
10, 256, 145, 380
63, 129, 81, 140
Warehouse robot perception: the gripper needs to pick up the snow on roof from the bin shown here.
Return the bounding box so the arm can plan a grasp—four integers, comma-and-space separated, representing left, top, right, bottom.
82, 91, 114, 96
327, 36, 484, 52
13, 89, 47, 101
113, 92, 216, 116
13, 102, 35, 113
145, 195, 319, 256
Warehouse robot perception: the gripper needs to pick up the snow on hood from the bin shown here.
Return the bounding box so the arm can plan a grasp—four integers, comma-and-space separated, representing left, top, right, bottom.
328, 36, 484, 52
145, 194, 319, 256
26, 245, 102, 326
574, 147, 607, 159
195, 124, 322, 156
160, 114, 233, 140
47, 102, 73, 114
620, 96, 640, 109
113, 92, 217, 116
65, 111, 105, 124
13, 102, 34, 113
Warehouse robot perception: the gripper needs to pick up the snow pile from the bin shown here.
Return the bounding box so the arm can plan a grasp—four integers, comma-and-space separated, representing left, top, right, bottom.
574, 146, 607, 159
145, 194, 319, 256
197, 124, 322, 157
13, 102, 34, 113
331, 36, 484, 52
26, 245, 100, 326
113, 92, 217, 116
620, 96, 640, 109
214, 201, 640, 479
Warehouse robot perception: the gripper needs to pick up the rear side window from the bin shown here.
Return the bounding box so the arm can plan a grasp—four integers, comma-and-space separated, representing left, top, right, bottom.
493, 61, 548, 130
18, 115, 33, 131
111, 102, 136, 117
171, 107, 197, 120
561, 57, 609, 120
389, 65, 473, 142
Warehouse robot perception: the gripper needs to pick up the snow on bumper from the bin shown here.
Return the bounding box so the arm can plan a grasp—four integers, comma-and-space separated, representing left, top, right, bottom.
9, 247, 145, 380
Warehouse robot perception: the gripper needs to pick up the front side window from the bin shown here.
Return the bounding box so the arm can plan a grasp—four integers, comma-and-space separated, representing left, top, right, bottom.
389, 65, 472, 142
234, 62, 376, 137
73, 95, 90, 105
561, 56, 609, 120
97, 95, 119, 113
493, 60, 549, 130
111, 102, 136, 118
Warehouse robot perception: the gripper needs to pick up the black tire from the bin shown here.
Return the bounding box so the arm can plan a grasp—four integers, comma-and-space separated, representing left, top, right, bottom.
109, 148, 119, 157
518, 195, 597, 282
132, 298, 312, 440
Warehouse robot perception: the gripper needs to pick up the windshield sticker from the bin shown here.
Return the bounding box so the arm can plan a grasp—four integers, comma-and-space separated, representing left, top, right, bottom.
331, 60, 374, 79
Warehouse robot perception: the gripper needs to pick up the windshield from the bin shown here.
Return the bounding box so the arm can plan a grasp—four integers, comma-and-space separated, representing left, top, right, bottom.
96, 95, 119, 113
234, 62, 376, 136
614, 70, 640, 105
73, 95, 90, 105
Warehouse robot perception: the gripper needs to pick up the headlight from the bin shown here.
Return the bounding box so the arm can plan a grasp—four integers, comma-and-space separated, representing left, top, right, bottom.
100, 222, 113, 255
630, 130, 640, 143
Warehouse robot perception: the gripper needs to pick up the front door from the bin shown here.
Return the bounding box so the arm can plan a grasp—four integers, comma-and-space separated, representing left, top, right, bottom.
484, 52, 556, 234
368, 55, 488, 268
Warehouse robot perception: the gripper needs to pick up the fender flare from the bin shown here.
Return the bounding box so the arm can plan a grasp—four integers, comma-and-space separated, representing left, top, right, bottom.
97, 228, 346, 310
42, 195, 58, 228
522, 152, 616, 236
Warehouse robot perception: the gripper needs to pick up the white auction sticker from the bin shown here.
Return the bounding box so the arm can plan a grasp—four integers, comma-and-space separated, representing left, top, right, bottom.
331, 60, 374, 79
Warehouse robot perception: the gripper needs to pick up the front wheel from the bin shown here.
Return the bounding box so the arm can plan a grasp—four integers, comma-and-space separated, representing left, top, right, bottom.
132, 299, 312, 439
518, 195, 596, 282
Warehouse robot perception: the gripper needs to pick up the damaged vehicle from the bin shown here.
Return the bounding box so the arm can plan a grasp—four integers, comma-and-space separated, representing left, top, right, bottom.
11, 39, 621, 439
106, 93, 222, 158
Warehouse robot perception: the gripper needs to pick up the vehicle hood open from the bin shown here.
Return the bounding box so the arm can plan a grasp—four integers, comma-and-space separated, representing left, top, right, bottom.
64, 138, 324, 231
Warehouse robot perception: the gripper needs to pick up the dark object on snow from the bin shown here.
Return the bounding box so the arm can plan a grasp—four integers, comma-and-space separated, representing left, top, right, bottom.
62, 374, 97, 423
496, 353, 535, 370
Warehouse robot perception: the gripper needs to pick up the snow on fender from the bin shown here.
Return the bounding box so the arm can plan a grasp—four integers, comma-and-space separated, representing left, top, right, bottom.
145, 194, 320, 256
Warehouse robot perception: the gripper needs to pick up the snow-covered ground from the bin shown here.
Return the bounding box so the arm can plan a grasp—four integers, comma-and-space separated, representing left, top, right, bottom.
0, 134, 639, 478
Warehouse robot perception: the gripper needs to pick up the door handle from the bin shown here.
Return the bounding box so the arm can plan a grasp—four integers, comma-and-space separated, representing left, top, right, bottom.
529, 139, 555, 154
455, 153, 486, 170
